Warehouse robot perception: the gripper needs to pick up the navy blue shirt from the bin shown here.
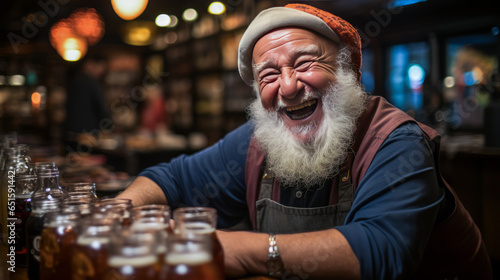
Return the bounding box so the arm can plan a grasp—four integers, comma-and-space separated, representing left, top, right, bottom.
140, 121, 444, 279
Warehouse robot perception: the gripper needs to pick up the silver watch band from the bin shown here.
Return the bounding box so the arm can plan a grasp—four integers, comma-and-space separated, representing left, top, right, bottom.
267, 234, 284, 278
269, 234, 279, 255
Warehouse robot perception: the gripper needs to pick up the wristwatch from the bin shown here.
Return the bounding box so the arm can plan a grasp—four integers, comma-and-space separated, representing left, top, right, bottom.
266, 234, 284, 278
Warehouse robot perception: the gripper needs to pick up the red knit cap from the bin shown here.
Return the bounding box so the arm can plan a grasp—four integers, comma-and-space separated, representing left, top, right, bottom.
285, 3, 362, 81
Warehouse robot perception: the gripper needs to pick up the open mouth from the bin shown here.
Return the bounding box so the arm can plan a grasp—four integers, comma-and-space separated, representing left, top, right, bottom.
284, 99, 318, 120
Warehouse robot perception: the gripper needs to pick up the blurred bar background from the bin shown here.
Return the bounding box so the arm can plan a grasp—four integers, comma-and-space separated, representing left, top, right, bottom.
0, 0, 499, 276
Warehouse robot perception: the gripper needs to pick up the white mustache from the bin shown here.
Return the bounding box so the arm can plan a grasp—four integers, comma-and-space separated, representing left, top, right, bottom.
275, 91, 319, 111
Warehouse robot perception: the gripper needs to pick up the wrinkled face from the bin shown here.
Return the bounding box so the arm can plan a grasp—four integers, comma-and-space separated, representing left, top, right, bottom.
252, 27, 339, 143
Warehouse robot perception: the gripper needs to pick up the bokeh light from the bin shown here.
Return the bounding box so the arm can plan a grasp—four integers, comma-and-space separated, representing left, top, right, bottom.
183, 8, 198, 22
208, 2, 226, 15
443, 76, 455, 88
167, 15, 178, 27
111, 0, 149, 20
408, 64, 425, 89
155, 14, 171, 27
69, 8, 105, 45
50, 19, 88, 61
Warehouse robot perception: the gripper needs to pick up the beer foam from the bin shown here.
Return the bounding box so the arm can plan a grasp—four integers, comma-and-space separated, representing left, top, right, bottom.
46, 222, 77, 229
131, 222, 166, 231
157, 245, 167, 254
77, 236, 110, 246
108, 255, 157, 267
181, 222, 214, 234
166, 251, 211, 265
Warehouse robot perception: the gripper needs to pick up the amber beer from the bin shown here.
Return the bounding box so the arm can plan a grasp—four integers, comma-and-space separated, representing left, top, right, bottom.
106, 256, 158, 280
162, 234, 223, 280
72, 237, 110, 280
130, 221, 168, 272
105, 229, 158, 279
39, 211, 79, 280
173, 207, 224, 275
25, 198, 59, 280
71, 217, 117, 280
181, 221, 224, 274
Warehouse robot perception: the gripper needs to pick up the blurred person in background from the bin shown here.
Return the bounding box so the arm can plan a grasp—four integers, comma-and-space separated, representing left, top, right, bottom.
139, 84, 169, 135
117, 4, 493, 279
63, 54, 111, 151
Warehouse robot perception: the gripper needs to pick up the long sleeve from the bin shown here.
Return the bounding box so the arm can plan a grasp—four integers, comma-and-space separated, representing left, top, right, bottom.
336, 122, 444, 279
139, 122, 254, 228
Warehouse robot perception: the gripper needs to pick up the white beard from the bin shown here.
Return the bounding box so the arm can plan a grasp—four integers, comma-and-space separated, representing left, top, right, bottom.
248, 66, 369, 189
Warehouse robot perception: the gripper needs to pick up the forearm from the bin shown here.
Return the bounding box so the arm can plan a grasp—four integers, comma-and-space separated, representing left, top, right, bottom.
218, 229, 360, 279
116, 176, 167, 206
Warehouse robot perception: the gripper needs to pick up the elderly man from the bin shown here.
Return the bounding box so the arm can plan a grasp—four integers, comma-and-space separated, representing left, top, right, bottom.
118, 4, 492, 279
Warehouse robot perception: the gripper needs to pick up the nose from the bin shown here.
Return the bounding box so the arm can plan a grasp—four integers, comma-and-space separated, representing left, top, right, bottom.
278, 68, 302, 99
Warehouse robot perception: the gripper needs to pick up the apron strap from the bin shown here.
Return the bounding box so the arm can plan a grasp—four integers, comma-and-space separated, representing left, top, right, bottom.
259, 163, 274, 200
337, 168, 353, 204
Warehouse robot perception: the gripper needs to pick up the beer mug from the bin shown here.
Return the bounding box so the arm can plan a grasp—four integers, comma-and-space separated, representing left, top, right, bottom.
39, 211, 80, 280
173, 207, 224, 275
25, 198, 59, 280
13, 174, 37, 267
61, 199, 93, 218
105, 229, 159, 279
95, 198, 133, 226
67, 191, 96, 202
63, 182, 99, 202
130, 204, 170, 213
131, 204, 172, 232
130, 206, 170, 231
71, 216, 119, 280
130, 208, 171, 271
33, 162, 68, 200
161, 233, 223, 280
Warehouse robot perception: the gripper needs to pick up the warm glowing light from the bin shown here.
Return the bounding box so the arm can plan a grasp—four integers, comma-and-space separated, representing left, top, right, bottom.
31, 91, 41, 105
183, 8, 198, 21
155, 14, 171, 27
50, 19, 75, 49
164, 32, 177, 44
444, 76, 455, 88
9, 75, 25, 86
123, 21, 156, 46
61, 37, 87, 61
472, 66, 484, 84
64, 50, 82, 62
31, 91, 41, 113
167, 15, 178, 27
69, 8, 105, 45
130, 28, 150, 41
208, 2, 225, 15
50, 18, 88, 61
111, 0, 149, 20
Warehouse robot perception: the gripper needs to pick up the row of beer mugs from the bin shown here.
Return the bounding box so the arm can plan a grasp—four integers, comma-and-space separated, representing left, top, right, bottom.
33, 194, 224, 280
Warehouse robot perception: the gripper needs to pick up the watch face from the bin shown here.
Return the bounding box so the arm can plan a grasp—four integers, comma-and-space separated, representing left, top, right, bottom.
267, 256, 284, 272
